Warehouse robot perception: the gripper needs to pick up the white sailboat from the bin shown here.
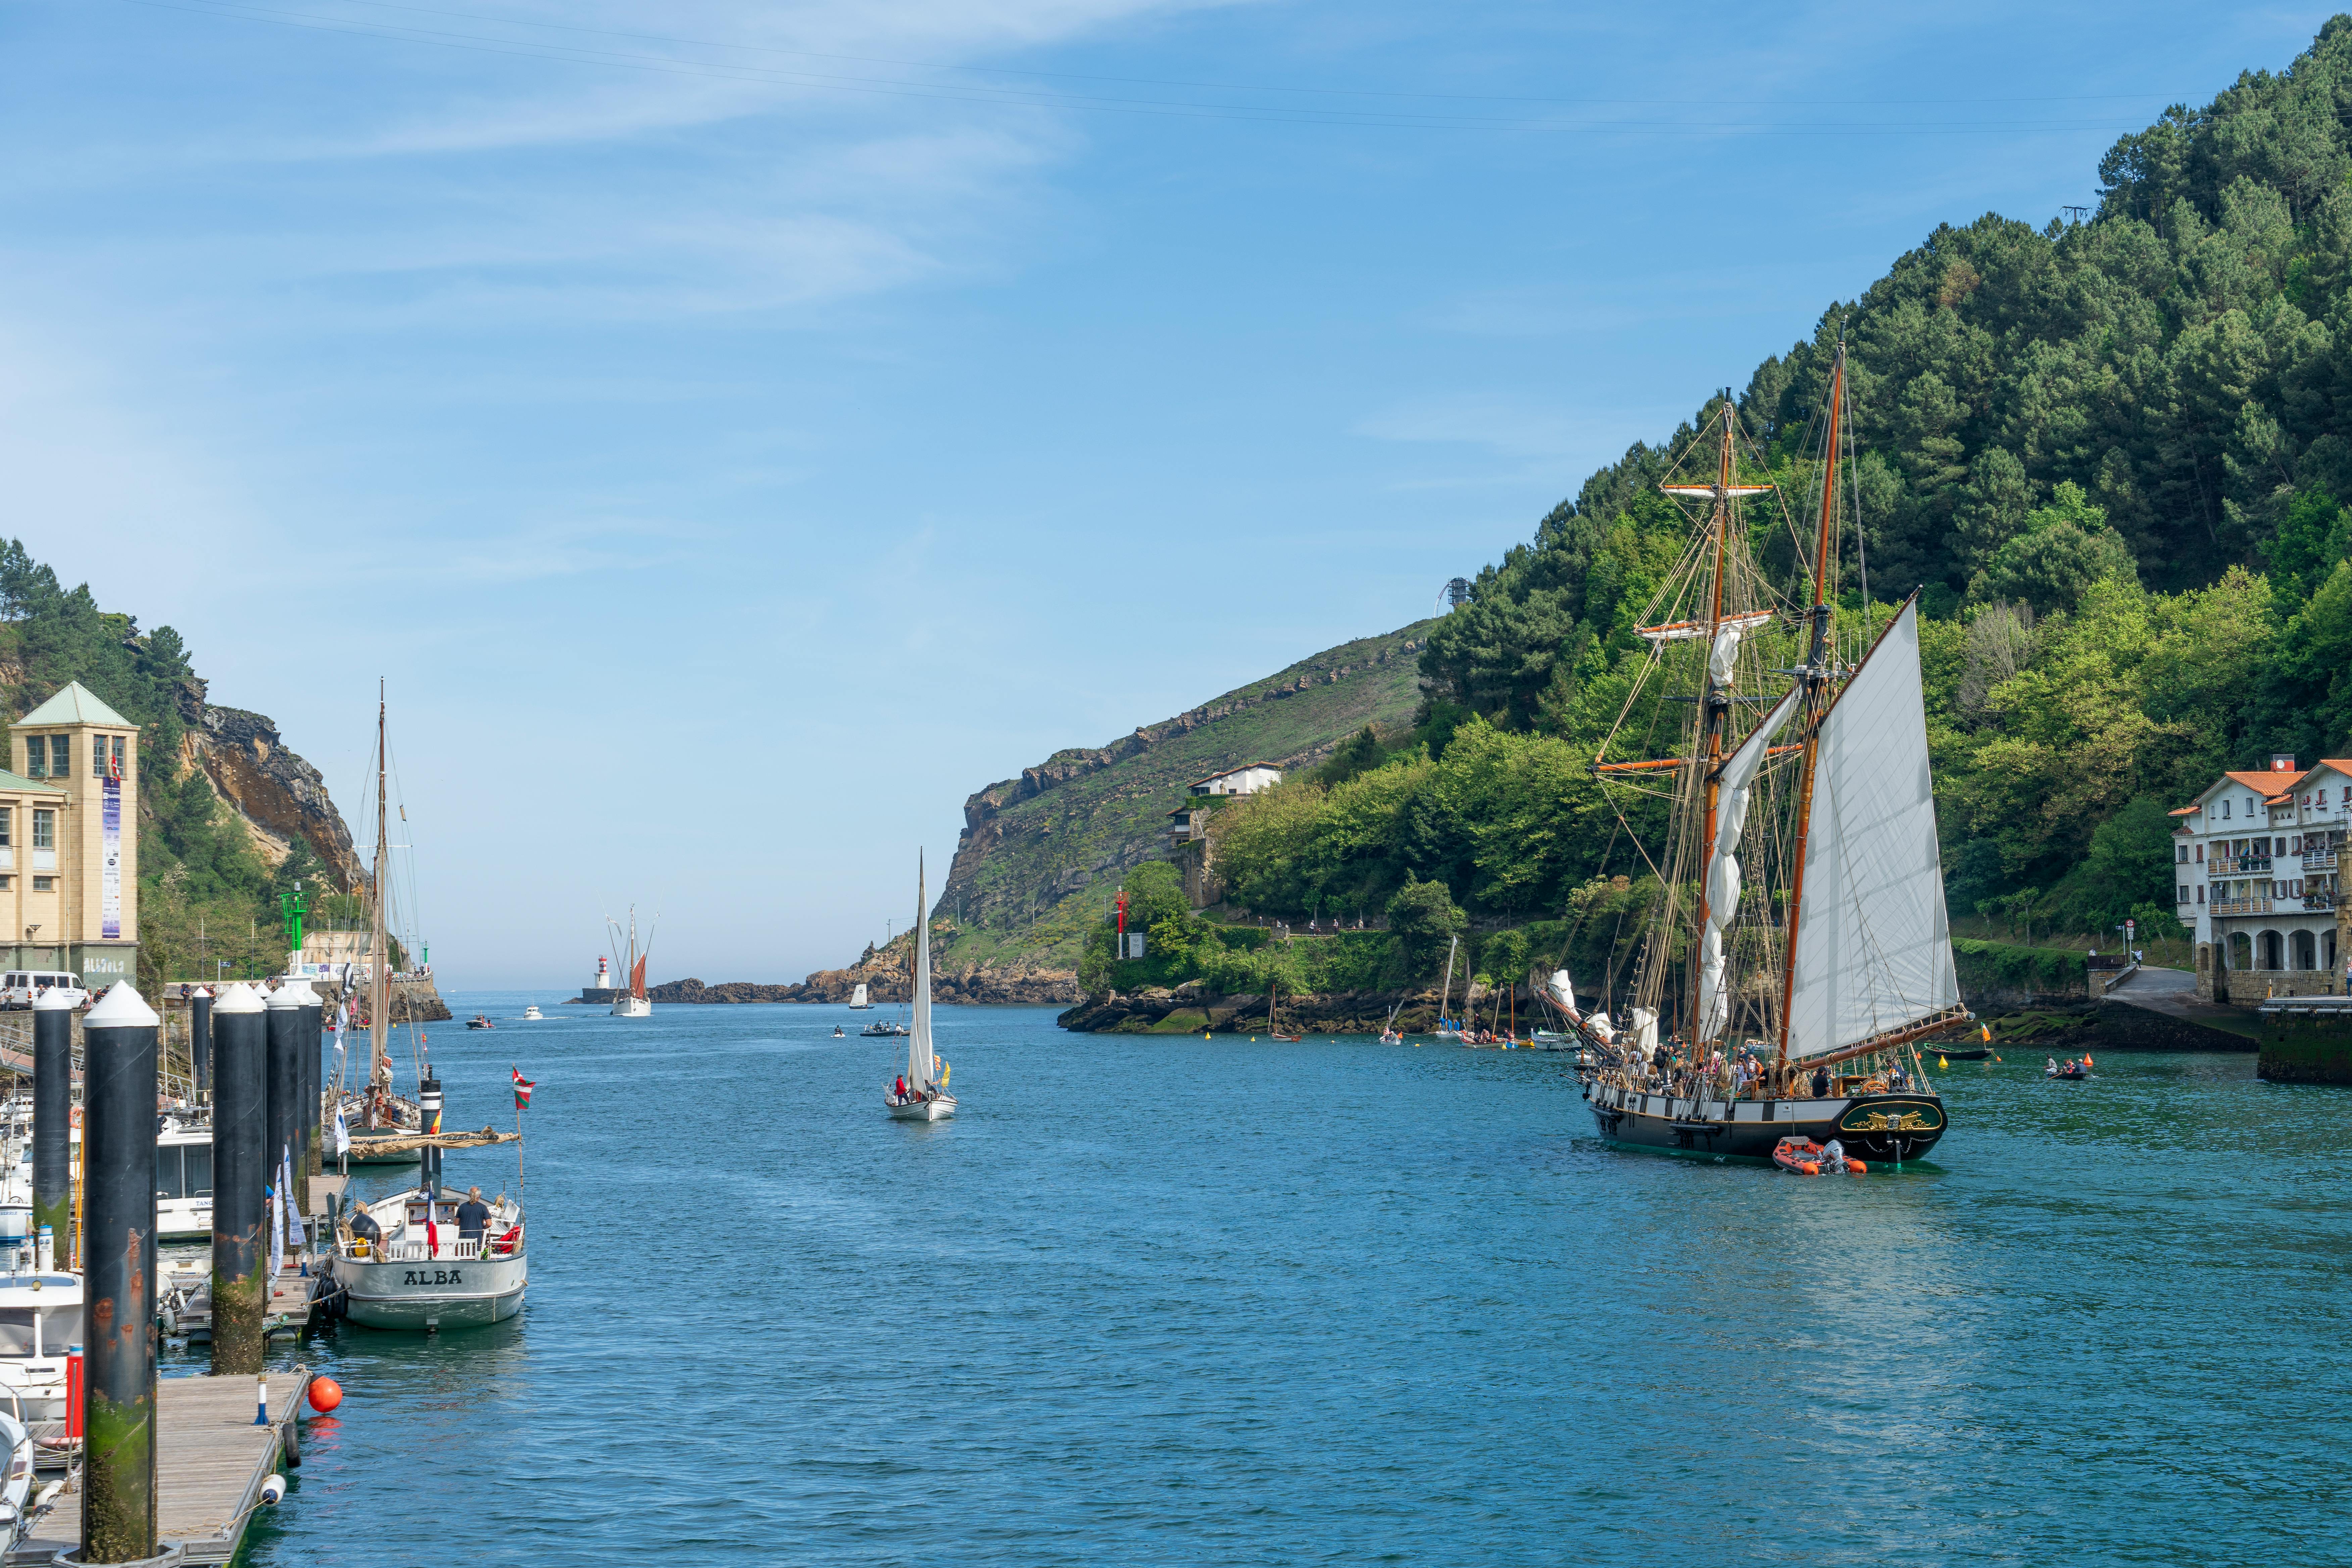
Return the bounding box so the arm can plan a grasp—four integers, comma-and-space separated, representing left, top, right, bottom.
848, 982, 871, 1011
885, 853, 955, 1121
609, 909, 653, 1018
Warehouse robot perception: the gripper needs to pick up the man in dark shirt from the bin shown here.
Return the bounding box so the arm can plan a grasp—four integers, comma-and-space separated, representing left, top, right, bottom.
455, 1186, 492, 1242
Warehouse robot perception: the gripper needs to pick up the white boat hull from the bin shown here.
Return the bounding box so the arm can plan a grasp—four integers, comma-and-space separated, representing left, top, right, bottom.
337, 1250, 527, 1330
610, 996, 652, 1018
887, 1094, 956, 1121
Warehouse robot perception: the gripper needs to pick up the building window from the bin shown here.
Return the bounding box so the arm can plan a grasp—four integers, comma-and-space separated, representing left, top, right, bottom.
0, 808, 12, 848
2195, 843, 2204, 863
2177, 844, 2189, 863
31, 811, 53, 851
109, 736, 124, 778
31, 877, 53, 892
2222, 799, 2232, 819
2179, 883, 2190, 903
2197, 886, 2205, 903
48, 737, 67, 778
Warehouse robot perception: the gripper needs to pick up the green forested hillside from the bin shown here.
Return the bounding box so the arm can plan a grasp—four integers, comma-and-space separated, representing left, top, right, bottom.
1203, 19, 2352, 956
933, 623, 1432, 975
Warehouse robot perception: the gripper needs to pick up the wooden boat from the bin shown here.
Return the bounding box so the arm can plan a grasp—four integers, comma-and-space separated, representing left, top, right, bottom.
335, 687, 423, 1168
1578, 346, 1955, 1167
2047, 1060, 2090, 1080
609, 910, 654, 1017
885, 852, 957, 1122
1773, 1136, 1867, 1176
1933, 1046, 1991, 1061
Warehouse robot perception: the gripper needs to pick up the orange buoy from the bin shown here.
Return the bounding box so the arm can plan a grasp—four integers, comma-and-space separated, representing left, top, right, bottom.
1847, 1159, 1869, 1175
307, 1376, 343, 1413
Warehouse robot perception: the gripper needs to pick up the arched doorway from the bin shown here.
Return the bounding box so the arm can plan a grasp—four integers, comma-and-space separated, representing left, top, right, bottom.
2229, 932, 2253, 971
2259, 930, 2284, 970
2295, 929, 2317, 970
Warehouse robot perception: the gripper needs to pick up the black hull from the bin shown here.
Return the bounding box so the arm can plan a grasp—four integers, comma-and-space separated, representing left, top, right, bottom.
1933, 1047, 1991, 1061
1582, 1080, 1947, 1164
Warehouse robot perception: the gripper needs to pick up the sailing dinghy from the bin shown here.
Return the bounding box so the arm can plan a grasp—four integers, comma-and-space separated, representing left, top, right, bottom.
885, 853, 956, 1121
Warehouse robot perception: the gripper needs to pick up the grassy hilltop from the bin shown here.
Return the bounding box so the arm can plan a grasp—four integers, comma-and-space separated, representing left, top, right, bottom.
931, 623, 1434, 976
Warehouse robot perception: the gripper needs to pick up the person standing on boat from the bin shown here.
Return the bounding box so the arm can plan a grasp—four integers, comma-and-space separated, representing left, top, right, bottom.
894, 1074, 908, 1103
1811, 1065, 1830, 1098
457, 1187, 491, 1245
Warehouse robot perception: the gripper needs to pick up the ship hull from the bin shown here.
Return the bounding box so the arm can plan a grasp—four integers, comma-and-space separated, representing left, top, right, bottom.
1583, 1080, 1946, 1164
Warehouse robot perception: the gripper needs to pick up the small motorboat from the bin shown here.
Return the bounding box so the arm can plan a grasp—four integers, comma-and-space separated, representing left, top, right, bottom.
522, 1005, 543, 1021
860, 1020, 908, 1037
2047, 1059, 2090, 1080
1773, 1136, 1867, 1176
1269, 1032, 1302, 1043
466, 1014, 495, 1030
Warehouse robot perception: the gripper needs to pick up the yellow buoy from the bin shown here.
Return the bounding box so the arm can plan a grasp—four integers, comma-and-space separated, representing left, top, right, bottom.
1938, 1055, 1948, 1069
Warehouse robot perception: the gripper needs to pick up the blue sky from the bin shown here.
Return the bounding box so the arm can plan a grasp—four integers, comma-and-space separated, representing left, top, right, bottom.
0, 0, 2332, 987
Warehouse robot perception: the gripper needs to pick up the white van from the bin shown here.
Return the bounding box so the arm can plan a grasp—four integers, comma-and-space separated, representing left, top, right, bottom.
0, 973, 85, 1010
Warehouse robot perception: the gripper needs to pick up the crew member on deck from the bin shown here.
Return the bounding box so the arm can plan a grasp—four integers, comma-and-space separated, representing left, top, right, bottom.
457, 1186, 491, 1243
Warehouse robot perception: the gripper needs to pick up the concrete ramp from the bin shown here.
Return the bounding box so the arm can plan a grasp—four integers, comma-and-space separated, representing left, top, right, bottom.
2097, 966, 2259, 1050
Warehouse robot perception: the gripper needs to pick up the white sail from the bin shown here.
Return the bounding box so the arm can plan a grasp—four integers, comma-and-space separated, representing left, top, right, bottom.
1785, 599, 1959, 1060
850, 983, 869, 1010
905, 854, 935, 1090
1697, 683, 1803, 1039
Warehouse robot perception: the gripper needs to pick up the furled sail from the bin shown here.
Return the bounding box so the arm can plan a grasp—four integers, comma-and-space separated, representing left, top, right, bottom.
906, 853, 936, 1089
1784, 600, 1958, 1060
1696, 681, 1803, 1039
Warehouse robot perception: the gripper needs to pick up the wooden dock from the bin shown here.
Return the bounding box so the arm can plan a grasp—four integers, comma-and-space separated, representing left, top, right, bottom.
6, 1373, 305, 1565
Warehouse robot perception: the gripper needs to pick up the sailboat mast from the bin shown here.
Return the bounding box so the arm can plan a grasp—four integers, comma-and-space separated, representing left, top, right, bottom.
1774, 339, 1847, 1064
369, 683, 390, 1093
1687, 399, 1737, 1041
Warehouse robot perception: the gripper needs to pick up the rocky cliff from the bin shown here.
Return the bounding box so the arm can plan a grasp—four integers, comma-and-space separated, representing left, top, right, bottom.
188, 702, 363, 884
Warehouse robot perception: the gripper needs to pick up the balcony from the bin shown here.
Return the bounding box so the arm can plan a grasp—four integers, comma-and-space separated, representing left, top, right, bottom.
2306, 893, 2341, 912
2211, 856, 2273, 875
2305, 849, 2342, 872
2211, 896, 2274, 916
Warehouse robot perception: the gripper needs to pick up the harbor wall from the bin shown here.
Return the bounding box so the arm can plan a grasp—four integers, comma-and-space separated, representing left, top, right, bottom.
2258, 1003, 2352, 1082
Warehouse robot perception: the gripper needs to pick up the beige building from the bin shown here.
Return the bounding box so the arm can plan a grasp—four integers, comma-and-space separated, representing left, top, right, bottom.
0, 682, 139, 988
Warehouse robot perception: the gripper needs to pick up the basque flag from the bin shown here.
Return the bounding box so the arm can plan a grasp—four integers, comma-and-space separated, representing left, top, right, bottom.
512, 1066, 535, 1109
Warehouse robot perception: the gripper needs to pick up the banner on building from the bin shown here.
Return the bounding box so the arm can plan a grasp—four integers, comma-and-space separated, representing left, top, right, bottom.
100, 776, 121, 940
100, 776, 123, 940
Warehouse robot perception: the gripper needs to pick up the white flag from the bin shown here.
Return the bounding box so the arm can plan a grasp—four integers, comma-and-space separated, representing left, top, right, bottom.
333, 1106, 350, 1157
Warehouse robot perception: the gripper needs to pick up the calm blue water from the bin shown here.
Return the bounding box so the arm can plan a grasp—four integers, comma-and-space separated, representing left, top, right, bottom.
207, 998, 2350, 1566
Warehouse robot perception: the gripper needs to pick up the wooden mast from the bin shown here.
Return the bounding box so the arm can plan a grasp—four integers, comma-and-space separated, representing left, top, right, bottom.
1774, 339, 1847, 1066
1686, 397, 1737, 1041
368, 682, 391, 1100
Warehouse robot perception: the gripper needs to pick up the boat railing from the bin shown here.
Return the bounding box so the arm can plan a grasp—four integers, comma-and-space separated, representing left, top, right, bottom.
342, 1234, 508, 1263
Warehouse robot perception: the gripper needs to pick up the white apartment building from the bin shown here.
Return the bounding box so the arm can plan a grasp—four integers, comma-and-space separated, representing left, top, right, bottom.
2173, 754, 2349, 998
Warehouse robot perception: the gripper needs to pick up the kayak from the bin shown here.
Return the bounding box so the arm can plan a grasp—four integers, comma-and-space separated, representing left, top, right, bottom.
1773, 1136, 1867, 1177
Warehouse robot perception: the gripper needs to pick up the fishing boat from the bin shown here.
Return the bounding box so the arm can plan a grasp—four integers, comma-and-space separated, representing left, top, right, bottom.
885, 853, 955, 1121
334, 1184, 526, 1330
465, 1014, 494, 1031
338, 686, 425, 1168
1577, 345, 1955, 1166
609, 909, 654, 1018
0, 1262, 79, 1426
848, 982, 871, 1011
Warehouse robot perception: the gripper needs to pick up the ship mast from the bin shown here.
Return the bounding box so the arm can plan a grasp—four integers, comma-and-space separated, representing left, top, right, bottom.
1774, 338, 1847, 1065
1686, 398, 1737, 1041
369, 681, 391, 1095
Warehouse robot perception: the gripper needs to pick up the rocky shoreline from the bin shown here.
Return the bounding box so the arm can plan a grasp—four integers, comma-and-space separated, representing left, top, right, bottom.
1059, 982, 1488, 1035
566, 964, 1081, 1007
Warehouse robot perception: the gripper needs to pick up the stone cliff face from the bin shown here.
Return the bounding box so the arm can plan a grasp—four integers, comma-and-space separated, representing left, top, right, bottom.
189, 704, 363, 885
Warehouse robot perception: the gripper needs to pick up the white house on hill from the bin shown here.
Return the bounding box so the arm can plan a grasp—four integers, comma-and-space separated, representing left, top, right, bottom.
1188, 763, 1282, 798
2174, 753, 2349, 998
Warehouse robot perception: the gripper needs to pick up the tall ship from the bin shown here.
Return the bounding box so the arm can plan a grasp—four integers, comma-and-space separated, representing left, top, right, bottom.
1576, 342, 1958, 1164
